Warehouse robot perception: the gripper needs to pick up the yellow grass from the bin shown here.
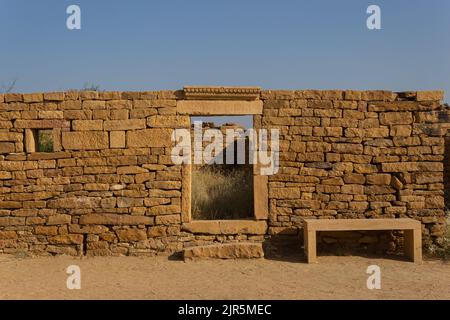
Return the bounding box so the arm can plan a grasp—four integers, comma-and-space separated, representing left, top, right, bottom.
191, 165, 253, 220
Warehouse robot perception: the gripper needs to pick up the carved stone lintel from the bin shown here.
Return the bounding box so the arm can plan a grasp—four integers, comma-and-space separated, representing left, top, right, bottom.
183, 86, 261, 101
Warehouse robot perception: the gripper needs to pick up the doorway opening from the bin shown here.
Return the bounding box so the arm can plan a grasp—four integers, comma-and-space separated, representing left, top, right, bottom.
190, 116, 254, 220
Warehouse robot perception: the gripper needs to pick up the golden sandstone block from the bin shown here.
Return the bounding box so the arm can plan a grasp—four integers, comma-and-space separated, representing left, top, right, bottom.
62, 131, 109, 150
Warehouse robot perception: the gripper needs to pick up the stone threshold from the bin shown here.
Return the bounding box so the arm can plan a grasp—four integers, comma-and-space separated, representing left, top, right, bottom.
181, 220, 267, 235
183, 242, 264, 261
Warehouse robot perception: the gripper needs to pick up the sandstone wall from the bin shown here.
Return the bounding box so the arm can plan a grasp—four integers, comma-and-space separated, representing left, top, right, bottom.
257, 90, 448, 249
0, 89, 448, 256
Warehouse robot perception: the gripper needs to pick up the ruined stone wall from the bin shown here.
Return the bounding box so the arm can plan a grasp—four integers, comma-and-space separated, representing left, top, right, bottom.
0, 89, 448, 256
258, 90, 448, 250
0, 91, 187, 256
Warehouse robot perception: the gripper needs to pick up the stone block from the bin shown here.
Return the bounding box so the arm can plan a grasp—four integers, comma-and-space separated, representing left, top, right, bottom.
47, 214, 72, 225
110, 109, 129, 120
79, 214, 153, 225
183, 243, 264, 261
341, 184, 364, 195
43, 92, 65, 101
49, 234, 83, 245
0, 142, 15, 153
38, 111, 64, 119
366, 174, 392, 185
269, 187, 300, 199
416, 91, 444, 101
110, 131, 125, 148
390, 125, 411, 137
380, 112, 413, 125
62, 131, 109, 150
23, 93, 43, 103
147, 116, 189, 128
4, 93, 23, 102
72, 120, 103, 131
14, 119, 70, 129
104, 119, 146, 131
127, 129, 172, 148
116, 229, 147, 241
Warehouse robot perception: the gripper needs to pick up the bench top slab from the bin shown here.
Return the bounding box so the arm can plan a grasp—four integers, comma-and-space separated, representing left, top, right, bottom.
304, 218, 421, 231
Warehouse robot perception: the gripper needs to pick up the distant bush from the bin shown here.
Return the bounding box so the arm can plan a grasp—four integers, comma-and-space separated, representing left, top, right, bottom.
82, 82, 101, 91
67, 83, 102, 92
0, 79, 17, 93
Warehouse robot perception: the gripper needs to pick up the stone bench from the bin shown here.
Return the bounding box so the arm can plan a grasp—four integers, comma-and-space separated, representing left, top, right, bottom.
303, 218, 422, 263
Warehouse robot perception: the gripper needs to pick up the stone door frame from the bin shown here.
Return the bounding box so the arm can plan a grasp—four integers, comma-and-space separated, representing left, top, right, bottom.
176, 86, 269, 234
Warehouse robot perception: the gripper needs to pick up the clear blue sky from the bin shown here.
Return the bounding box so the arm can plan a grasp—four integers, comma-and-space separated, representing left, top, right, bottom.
1, 0, 449, 103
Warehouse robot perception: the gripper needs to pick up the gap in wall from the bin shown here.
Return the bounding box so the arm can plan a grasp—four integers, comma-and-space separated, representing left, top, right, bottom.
190, 116, 254, 220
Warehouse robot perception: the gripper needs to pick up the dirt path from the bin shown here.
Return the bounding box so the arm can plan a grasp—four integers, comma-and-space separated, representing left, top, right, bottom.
0, 254, 448, 300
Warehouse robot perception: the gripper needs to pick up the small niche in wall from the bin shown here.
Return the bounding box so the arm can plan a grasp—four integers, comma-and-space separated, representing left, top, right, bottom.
25, 129, 54, 153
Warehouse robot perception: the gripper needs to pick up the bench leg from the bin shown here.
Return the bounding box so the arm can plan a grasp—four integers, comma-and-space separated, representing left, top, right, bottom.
404, 229, 422, 264
304, 226, 317, 263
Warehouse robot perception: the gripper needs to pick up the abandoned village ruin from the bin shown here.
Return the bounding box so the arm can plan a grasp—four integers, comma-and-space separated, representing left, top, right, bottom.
0, 86, 448, 258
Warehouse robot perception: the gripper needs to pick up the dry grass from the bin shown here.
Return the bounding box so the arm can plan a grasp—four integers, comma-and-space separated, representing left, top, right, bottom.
38, 130, 53, 152
425, 212, 450, 262
191, 165, 253, 220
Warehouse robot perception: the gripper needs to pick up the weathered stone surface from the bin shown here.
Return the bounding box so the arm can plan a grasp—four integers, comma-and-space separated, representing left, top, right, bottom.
380, 112, 413, 125
15, 119, 70, 129
43, 92, 65, 101
155, 214, 180, 225
110, 109, 129, 120
116, 229, 147, 241
47, 197, 98, 209
0, 217, 25, 226
0, 171, 12, 179
390, 125, 411, 137
147, 205, 181, 215
23, 93, 43, 103
110, 131, 125, 148
382, 162, 442, 172
72, 120, 103, 131
177, 100, 263, 115
4, 93, 23, 102
416, 90, 444, 101
183, 243, 264, 261
0, 142, 15, 153
35, 226, 58, 235
116, 197, 144, 207
0, 231, 17, 239
104, 119, 146, 131
147, 116, 189, 128
341, 185, 364, 195
127, 129, 172, 147
39, 111, 64, 119
269, 187, 300, 199
47, 214, 72, 225
366, 174, 391, 185
79, 214, 153, 225
62, 131, 109, 150
343, 174, 365, 184
182, 220, 267, 235
49, 234, 83, 245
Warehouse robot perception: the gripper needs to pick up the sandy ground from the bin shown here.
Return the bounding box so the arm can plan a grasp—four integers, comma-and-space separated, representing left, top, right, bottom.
0, 254, 449, 300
